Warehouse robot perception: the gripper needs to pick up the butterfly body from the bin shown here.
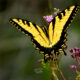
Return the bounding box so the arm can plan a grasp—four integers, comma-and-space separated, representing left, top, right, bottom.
10, 5, 80, 61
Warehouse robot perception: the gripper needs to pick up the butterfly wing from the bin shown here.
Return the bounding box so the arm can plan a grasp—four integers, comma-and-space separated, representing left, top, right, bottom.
10, 5, 79, 58
10, 18, 51, 53
48, 5, 80, 53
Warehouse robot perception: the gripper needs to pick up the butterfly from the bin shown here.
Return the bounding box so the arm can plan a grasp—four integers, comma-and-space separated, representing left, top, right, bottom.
10, 5, 80, 62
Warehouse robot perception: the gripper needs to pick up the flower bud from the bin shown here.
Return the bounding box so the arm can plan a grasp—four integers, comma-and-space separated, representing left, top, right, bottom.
74, 47, 79, 51
70, 65, 77, 71
69, 48, 73, 53
70, 53, 74, 58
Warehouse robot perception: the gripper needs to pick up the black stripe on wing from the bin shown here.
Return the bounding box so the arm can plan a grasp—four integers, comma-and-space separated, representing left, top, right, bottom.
9, 18, 33, 37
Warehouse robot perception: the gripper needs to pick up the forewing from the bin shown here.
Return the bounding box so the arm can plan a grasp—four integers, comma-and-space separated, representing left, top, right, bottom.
48, 5, 79, 48
10, 18, 50, 48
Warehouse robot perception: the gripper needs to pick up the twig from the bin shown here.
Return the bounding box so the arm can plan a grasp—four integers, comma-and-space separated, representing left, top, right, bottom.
47, 0, 52, 14
55, 57, 66, 80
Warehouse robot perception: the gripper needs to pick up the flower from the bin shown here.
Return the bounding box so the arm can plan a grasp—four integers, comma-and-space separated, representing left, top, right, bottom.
38, 59, 44, 63
70, 65, 77, 71
69, 47, 80, 58
43, 15, 53, 23
70, 47, 80, 69
70, 53, 74, 58
54, 8, 61, 16
77, 57, 80, 61
69, 48, 73, 53
74, 47, 79, 51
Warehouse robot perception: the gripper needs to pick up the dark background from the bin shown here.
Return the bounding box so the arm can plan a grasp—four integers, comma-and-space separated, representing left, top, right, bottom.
0, 0, 80, 80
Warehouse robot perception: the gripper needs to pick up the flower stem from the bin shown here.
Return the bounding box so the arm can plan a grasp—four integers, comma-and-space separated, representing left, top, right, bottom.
47, 0, 52, 14
49, 59, 59, 80
55, 59, 66, 80
57, 66, 66, 80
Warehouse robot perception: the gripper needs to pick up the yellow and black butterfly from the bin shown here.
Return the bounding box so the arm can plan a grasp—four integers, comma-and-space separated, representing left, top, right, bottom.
10, 5, 79, 61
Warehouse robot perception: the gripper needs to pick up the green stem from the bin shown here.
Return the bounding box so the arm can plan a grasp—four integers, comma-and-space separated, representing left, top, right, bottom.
49, 59, 59, 80
55, 59, 66, 80
47, 0, 52, 14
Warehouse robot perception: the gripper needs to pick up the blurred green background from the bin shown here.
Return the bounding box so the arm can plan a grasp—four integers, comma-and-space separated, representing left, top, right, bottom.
0, 0, 80, 80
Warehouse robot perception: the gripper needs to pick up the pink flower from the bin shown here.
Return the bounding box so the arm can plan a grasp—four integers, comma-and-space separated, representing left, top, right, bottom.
77, 57, 80, 61
43, 15, 53, 23
73, 51, 79, 56
70, 65, 77, 71
70, 47, 80, 58
74, 47, 79, 51
70, 53, 74, 58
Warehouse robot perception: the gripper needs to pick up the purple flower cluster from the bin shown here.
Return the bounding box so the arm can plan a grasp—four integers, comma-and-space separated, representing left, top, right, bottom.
70, 47, 80, 59
43, 15, 53, 23
69, 47, 80, 71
